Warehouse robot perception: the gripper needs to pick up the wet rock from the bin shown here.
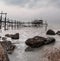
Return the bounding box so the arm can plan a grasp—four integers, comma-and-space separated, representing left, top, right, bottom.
1, 41, 16, 54
11, 33, 19, 39
25, 36, 46, 48
7, 44, 16, 54
25, 47, 34, 51
44, 47, 60, 61
25, 36, 56, 48
0, 36, 1, 38
5, 33, 19, 39
44, 37, 55, 45
56, 31, 60, 35
33, 36, 43, 39
2, 37, 7, 41
5, 34, 11, 37
0, 44, 9, 61
46, 29, 55, 35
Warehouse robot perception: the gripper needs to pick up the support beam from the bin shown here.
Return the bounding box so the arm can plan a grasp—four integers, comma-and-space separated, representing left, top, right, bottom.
0, 11, 7, 30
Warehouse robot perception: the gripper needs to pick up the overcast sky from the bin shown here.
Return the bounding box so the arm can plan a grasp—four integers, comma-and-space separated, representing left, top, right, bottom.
0, 0, 60, 24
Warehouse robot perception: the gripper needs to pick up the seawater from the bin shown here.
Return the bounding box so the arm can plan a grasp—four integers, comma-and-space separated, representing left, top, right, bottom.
0, 24, 60, 61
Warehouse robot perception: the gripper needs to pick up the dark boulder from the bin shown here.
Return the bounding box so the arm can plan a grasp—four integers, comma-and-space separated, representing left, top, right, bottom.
0, 36, 1, 38
11, 33, 19, 39
46, 29, 55, 35
25, 36, 46, 48
5, 33, 19, 39
44, 37, 55, 45
1, 41, 16, 54
25, 36, 56, 48
56, 31, 60, 35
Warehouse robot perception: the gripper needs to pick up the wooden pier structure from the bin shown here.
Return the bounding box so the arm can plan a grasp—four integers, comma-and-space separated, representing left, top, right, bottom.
0, 11, 48, 30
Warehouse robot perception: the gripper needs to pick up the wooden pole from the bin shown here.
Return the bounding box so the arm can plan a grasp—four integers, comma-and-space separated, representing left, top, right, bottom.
4, 13, 7, 30
0, 11, 7, 30
45, 21, 48, 31
0, 11, 3, 29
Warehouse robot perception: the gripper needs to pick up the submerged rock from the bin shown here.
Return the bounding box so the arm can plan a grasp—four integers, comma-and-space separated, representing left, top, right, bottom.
44, 37, 55, 45
0, 41, 16, 54
2, 37, 7, 41
0, 44, 9, 61
5, 33, 19, 39
25, 47, 34, 51
25, 36, 46, 48
46, 29, 55, 35
5, 34, 11, 37
56, 31, 60, 35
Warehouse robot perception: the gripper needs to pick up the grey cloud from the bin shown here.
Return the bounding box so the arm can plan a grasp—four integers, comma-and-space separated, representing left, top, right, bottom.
49, 0, 60, 8
1, 0, 60, 8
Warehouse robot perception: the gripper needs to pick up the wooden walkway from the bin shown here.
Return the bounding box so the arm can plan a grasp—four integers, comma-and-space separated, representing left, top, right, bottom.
0, 11, 48, 30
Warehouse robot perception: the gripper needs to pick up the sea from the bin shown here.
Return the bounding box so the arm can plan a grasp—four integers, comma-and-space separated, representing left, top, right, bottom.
0, 23, 60, 61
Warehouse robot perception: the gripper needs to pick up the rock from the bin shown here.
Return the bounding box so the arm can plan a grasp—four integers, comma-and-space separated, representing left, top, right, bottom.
0, 36, 1, 38
46, 29, 55, 35
5, 34, 11, 37
2, 37, 7, 41
25, 36, 46, 48
56, 31, 60, 35
44, 37, 55, 45
44, 47, 60, 61
5, 33, 19, 39
1, 41, 16, 54
11, 33, 19, 39
25, 47, 34, 52
25, 36, 56, 48
7, 44, 16, 54
33, 36, 43, 39
0, 44, 9, 61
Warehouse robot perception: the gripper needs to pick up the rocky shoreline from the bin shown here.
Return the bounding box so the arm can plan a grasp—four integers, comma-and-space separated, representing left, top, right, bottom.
44, 47, 60, 61
0, 29, 60, 61
0, 43, 9, 61
0, 37, 16, 61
